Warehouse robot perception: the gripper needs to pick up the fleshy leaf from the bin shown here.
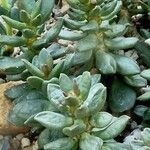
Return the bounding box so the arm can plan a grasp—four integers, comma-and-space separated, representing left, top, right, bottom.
90, 112, 113, 128
20, 10, 30, 23
4, 83, 29, 100
135, 41, 150, 67
78, 71, 92, 100
76, 83, 106, 118
38, 129, 64, 149
9, 99, 50, 126
47, 83, 65, 110
44, 18, 63, 43
102, 141, 130, 150
109, 78, 136, 112
2, 15, 26, 30
0, 57, 25, 75
80, 20, 99, 32
76, 34, 98, 51
141, 128, 150, 147
72, 50, 93, 65
104, 24, 127, 38
137, 91, 150, 101
80, 133, 103, 150
63, 119, 86, 137
44, 137, 76, 150
17, 0, 35, 13
34, 111, 73, 129
27, 76, 44, 89
59, 73, 73, 93
124, 74, 147, 87
59, 30, 87, 41
0, 35, 26, 47
93, 115, 130, 140
22, 59, 45, 78
39, 0, 54, 23
101, 1, 122, 20
105, 37, 138, 51
134, 105, 148, 117
114, 54, 140, 75
96, 51, 117, 74
141, 69, 150, 80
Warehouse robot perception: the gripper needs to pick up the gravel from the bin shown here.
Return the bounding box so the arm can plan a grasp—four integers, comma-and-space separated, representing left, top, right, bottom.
0, 134, 38, 150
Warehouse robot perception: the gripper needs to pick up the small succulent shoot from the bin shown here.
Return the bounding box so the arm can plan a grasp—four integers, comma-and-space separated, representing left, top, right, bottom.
22, 48, 73, 82
0, 0, 63, 55
32, 72, 130, 150
136, 69, 150, 101
134, 105, 150, 127
60, 0, 139, 76
129, 128, 150, 149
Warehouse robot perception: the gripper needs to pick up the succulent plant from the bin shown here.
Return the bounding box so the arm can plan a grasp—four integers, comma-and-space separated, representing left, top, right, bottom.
4, 71, 130, 149
0, 0, 63, 53
57, 0, 148, 113
29, 71, 130, 150
0, 0, 64, 78
60, 0, 138, 74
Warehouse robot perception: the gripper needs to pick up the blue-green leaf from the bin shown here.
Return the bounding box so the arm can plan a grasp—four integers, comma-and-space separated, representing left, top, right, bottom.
109, 78, 136, 112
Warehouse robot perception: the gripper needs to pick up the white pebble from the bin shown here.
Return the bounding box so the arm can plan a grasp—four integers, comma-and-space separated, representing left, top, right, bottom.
16, 134, 24, 141
21, 138, 31, 148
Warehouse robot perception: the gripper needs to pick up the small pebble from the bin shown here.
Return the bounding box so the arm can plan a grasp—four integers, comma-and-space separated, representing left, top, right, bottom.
131, 51, 139, 60
21, 138, 31, 148
125, 51, 133, 57
16, 134, 24, 141
125, 50, 138, 60
118, 50, 124, 55
58, 39, 73, 46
